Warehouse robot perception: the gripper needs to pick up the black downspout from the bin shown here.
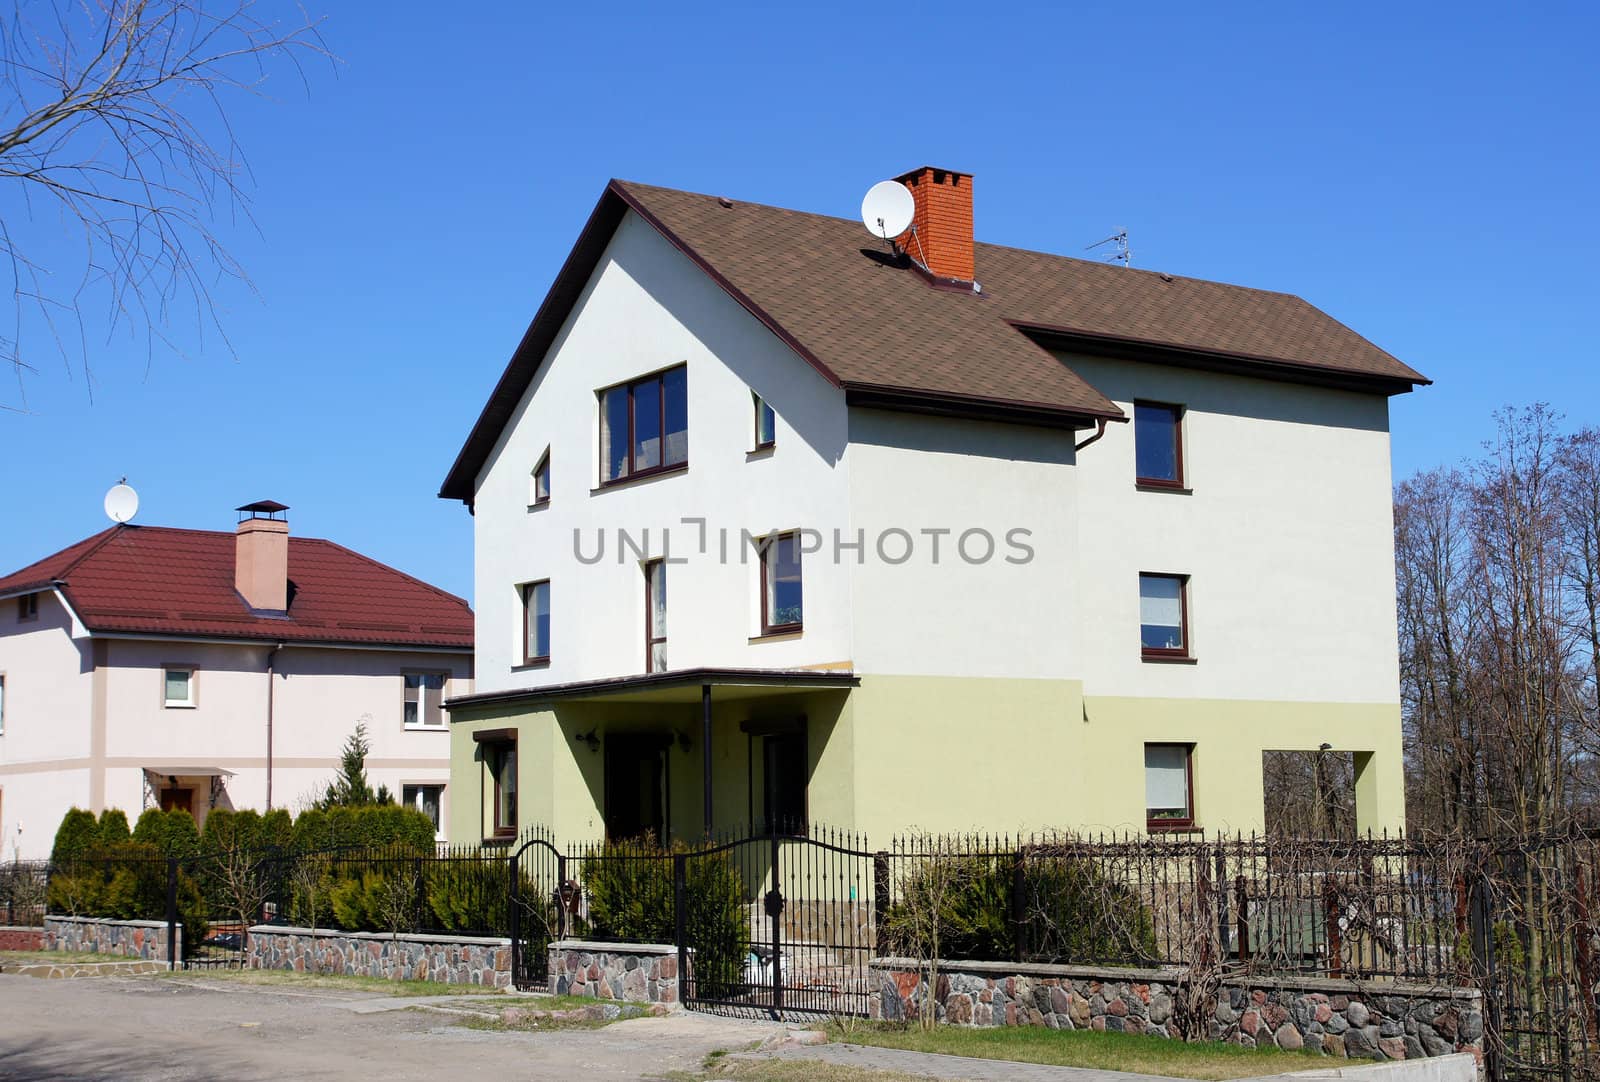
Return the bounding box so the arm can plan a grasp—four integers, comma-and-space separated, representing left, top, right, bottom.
701, 684, 713, 836
1074, 417, 1110, 452
265, 642, 282, 808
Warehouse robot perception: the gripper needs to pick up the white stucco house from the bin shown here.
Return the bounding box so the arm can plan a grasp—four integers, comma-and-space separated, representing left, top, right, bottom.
438, 166, 1428, 846
0, 502, 474, 859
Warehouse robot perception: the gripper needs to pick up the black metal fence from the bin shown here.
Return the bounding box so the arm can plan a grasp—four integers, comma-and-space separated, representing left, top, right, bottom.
1, 860, 48, 926
28, 826, 1600, 1082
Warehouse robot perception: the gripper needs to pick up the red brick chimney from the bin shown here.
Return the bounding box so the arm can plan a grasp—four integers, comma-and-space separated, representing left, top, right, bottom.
235, 501, 289, 612
894, 166, 975, 283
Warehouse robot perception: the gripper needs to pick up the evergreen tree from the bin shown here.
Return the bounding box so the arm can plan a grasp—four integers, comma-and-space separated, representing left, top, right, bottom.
318, 723, 393, 808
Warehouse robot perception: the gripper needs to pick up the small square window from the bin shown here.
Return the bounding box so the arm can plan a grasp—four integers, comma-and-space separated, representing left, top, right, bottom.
163, 667, 196, 708
403, 783, 445, 833
522, 580, 550, 664
753, 392, 776, 450
403, 672, 448, 728
1145, 743, 1194, 830
1135, 401, 1184, 488
17, 594, 38, 622
761, 533, 802, 634
530, 448, 550, 507
1139, 573, 1189, 658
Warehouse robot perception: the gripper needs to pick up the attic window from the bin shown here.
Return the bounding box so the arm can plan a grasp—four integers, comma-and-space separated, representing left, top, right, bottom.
599, 366, 688, 485
17, 593, 39, 622
530, 448, 551, 507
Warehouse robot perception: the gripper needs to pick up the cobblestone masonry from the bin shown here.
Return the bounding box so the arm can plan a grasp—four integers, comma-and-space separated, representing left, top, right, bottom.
2, 959, 165, 978
549, 940, 680, 1004
43, 916, 178, 962
246, 926, 512, 989
869, 959, 1484, 1067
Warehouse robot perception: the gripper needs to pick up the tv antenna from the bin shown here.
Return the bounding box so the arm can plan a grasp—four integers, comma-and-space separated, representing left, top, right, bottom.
1086, 229, 1130, 267
104, 478, 139, 524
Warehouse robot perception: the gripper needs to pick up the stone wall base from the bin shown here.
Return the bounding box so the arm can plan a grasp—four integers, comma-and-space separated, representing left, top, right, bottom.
246, 926, 511, 989
869, 959, 1484, 1068
43, 916, 178, 962
549, 940, 680, 1004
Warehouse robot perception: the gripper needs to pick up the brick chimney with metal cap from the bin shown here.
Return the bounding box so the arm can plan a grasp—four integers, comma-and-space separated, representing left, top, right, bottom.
235, 500, 289, 612
895, 166, 975, 284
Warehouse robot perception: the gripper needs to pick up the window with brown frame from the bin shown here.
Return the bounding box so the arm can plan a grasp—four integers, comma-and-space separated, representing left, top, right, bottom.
16, 593, 38, 622
489, 742, 517, 838
1145, 743, 1195, 830
530, 448, 550, 507
1139, 573, 1189, 659
644, 559, 667, 673
753, 392, 776, 450
521, 580, 550, 665
760, 532, 803, 635
598, 365, 688, 485
1134, 401, 1184, 488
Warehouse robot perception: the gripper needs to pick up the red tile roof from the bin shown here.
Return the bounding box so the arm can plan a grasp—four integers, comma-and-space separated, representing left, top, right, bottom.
440, 179, 1427, 503
0, 525, 473, 649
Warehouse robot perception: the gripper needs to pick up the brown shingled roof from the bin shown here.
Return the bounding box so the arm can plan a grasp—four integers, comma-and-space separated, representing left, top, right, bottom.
0, 525, 473, 649
440, 178, 1426, 502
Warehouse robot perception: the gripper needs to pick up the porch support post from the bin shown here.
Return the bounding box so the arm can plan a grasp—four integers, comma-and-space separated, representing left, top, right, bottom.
702, 683, 713, 836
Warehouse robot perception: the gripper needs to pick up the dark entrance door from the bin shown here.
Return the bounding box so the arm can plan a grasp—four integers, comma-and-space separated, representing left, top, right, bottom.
604, 736, 666, 841
160, 787, 193, 815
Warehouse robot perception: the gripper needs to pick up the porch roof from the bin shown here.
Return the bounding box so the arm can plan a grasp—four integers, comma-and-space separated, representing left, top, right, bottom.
445, 666, 857, 712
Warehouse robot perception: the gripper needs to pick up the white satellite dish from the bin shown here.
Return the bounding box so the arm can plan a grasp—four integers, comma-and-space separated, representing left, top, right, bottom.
861, 180, 915, 241
104, 480, 139, 524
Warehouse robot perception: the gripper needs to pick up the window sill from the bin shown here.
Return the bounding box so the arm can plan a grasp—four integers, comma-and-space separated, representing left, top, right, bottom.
403, 724, 448, 732
163, 703, 198, 709
526, 500, 550, 513
750, 629, 803, 644
1141, 654, 1198, 665
1136, 481, 1192, 495
512, 659, 551, 672
1146, 823, 1200, 834
481, 835, 514, 848
591, 462, 688, 494
747, 444, 775, 461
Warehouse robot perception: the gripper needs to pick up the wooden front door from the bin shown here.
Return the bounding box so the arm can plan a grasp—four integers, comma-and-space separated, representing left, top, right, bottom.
160, 787, 193, 815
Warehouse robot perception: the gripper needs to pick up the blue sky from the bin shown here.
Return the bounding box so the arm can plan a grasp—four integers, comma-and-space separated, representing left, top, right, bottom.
1, 3, 1595, 603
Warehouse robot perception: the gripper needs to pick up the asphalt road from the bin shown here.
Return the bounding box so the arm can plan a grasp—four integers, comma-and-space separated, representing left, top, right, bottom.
0, 972, 784, 1081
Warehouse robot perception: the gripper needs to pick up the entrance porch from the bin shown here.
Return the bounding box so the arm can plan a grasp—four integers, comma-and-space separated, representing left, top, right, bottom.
448, 668, 858, 844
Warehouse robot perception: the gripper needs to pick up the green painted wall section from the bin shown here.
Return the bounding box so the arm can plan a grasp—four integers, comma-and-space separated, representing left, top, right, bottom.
446, 677, 1404, 845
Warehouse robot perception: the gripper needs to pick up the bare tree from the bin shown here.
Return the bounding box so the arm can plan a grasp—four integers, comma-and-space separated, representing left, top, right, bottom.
0, 0, 327, 409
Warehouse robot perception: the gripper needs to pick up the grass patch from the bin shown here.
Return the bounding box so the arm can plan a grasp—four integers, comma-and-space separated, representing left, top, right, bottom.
160, 968, 504, 997
453, 1013, 612, 1033
0, 950, 142, 965
822, 1021, 1324, 1081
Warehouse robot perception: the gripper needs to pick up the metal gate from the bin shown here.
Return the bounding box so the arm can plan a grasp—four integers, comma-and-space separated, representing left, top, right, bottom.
680, 829, 875, 1018
508, 832, 567, 990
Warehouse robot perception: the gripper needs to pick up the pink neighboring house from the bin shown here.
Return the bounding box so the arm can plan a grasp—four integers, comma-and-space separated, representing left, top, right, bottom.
0, 502, 473, 858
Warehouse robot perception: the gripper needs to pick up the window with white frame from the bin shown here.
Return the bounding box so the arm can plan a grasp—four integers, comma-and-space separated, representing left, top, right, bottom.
403, 672, 448, 728
403, 783, 445, 833
163, 667, 196, 708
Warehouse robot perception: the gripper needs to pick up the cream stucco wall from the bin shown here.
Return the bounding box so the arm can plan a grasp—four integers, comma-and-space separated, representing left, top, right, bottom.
471, 210, 853, 690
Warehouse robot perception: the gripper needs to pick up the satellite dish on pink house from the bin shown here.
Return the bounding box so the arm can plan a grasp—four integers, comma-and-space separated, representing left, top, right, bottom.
104, 480, 139, 524
861, 180, 915, 241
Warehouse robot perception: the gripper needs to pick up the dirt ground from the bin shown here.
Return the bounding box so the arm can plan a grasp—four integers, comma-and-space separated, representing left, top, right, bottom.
0, 971, 787, 1081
